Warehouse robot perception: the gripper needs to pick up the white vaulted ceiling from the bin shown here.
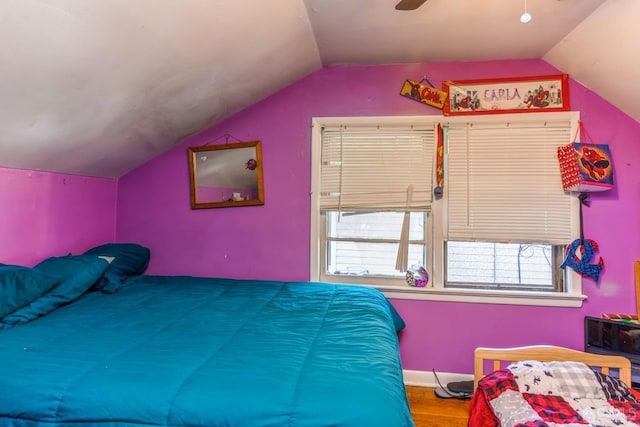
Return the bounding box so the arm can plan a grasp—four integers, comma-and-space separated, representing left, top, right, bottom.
0, 0, 637, 178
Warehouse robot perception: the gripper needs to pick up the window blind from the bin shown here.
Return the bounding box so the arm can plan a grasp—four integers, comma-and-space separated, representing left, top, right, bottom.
446, 120, 576, 245
320, 125, 436, 211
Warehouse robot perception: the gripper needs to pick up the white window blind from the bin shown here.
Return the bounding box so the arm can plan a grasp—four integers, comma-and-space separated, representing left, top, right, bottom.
320, 125, 436, 211
446, 120, 576, 245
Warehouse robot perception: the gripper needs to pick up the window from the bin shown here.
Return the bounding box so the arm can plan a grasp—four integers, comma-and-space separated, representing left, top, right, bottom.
312, 118, 435, 288
443, 119, 575, 293
310, 113, 582, 307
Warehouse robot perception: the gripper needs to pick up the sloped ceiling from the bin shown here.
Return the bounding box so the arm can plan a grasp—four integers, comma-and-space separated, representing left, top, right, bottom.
0, 0, 636, 178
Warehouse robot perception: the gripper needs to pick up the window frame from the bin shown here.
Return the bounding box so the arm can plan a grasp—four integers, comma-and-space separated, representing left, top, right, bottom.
310, 114, 584, 307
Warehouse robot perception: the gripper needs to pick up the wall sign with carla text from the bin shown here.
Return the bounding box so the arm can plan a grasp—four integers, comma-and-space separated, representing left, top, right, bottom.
442, 74, 570, 116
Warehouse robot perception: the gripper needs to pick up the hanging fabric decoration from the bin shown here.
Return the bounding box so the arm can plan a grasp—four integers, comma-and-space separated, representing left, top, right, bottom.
434, 123, 444, 199
560, 193, 605, 282
557, 121, 614, 192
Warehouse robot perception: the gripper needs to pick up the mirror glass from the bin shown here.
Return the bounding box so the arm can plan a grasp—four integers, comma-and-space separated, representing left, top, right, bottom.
188, 141, 264, 209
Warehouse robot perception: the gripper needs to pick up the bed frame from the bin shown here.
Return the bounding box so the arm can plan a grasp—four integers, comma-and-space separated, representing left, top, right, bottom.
474, 345, 632, 389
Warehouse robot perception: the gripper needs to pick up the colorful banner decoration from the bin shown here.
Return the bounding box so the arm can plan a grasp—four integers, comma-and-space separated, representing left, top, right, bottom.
434, 123, 444, 199
400, 78, 448, 109
442, 74, 570, 116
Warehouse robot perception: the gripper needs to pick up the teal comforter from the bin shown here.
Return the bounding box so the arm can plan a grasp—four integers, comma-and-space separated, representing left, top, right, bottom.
0, 276, 413, 426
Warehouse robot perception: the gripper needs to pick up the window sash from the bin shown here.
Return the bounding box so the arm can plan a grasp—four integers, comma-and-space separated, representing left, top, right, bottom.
445, 120, 577, 245
322, 210, 427, 278
444, 240, 564, 292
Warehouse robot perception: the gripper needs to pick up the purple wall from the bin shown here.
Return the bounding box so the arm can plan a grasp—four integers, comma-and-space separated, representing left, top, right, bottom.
0, 167, 117, 266
117, 59, 640, 374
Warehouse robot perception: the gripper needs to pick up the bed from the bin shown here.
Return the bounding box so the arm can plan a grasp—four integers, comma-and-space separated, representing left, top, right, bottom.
0, 244, 414, 427
469, 345, 639, 427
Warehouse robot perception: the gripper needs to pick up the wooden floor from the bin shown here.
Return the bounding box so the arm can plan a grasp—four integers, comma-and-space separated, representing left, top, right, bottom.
406, 386, 470, 427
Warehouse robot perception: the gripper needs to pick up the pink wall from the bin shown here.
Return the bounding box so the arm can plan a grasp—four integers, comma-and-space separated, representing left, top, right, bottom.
0, 167, 117, 266
117, 59, 640, 374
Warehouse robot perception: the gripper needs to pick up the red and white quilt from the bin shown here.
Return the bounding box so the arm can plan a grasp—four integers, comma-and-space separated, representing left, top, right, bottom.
469, 360, 640, 427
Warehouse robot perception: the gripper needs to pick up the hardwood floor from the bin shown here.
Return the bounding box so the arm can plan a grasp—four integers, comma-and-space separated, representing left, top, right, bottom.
406, 386, 470, 427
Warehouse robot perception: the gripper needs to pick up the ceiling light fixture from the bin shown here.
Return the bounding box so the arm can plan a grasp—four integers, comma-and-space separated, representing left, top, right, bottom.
520, 0, 532, 23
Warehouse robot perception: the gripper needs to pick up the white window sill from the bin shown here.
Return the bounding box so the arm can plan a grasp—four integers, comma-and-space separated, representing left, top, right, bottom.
319, 273, 586, 308
379, 285, 586, 307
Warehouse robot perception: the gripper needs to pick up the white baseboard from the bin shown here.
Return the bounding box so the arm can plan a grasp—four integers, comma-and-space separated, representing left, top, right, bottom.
403, 369, 474, 388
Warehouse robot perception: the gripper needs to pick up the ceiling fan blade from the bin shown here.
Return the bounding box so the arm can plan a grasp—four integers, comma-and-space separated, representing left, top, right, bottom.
395, 0, 428, 10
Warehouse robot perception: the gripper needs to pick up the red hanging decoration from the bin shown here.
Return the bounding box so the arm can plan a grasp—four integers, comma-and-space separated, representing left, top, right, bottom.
557, 120, 614, 192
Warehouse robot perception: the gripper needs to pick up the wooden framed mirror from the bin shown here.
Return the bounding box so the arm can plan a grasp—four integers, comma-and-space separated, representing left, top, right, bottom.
188, 141, 264, 209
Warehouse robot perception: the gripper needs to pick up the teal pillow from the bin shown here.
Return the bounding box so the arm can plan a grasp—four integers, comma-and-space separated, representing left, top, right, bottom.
0, 265, 61, 318
387, 302, 406, 333
84, 243, 150, 293
0, 255, 109, 327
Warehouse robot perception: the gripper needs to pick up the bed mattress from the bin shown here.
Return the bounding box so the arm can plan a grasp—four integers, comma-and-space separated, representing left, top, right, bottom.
0, 275, 413, 426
